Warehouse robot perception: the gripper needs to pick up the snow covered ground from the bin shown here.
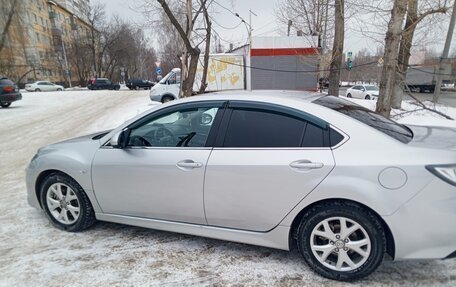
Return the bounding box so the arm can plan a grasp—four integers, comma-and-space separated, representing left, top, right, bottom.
1, 90, 455, 287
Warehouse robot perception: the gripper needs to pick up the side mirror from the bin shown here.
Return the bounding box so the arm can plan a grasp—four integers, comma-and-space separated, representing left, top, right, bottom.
201, 113, 213, 125
110, 128, 130, 148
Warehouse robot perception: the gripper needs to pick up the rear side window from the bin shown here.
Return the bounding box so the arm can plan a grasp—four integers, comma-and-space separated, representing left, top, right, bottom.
223, 109, 306, 147
314, 96, 413, 143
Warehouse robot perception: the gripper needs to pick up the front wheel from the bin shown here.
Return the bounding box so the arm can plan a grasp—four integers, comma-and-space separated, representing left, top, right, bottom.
297, 201, 386, 281
365, 95, 371, 100
35, 88, 41, 92
1, 102, 11, 108
40, 173, 96, 232
57, 88, 63, 91
161, 95, 174, 103
346, 93, 352, 98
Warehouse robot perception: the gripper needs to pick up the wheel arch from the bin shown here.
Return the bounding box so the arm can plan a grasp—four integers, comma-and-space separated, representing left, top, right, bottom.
161, 93, 176, 101
288, 198, 395, 259
35, 170, 87, 209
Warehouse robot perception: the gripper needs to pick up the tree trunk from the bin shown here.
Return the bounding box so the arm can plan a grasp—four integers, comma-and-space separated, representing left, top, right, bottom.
181, 49, 200, 97
199, 4, 211, 94
375, 0, 407, 118
328, 0, 344, 96
392, 0, 417, 109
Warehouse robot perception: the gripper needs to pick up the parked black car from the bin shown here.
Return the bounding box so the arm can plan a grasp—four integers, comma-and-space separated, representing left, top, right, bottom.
87, 78, 120, 90
0, 77, 22, 108
126, 79, 155, 90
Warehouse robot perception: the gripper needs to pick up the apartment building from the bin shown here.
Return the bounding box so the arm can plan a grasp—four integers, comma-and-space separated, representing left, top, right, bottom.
0, 0, 93, 87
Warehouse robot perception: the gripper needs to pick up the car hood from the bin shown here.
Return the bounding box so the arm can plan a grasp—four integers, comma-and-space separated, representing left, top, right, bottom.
407, 125, 456, 151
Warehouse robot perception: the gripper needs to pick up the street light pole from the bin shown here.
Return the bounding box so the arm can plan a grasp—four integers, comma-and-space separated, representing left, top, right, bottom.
433, 3, 456, 103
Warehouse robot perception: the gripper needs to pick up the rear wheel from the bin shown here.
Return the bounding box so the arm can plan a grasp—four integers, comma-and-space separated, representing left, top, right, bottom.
365, 95, 371, 100
57, 88, 63, 91
1, 102, 11, 108
40, 173, 96, 232
297, 201, 386, 281
346, 93, 352, 98
35, 88, 41, 92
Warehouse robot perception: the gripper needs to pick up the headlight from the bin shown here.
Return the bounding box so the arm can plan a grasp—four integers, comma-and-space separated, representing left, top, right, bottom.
426, 164, 456, 186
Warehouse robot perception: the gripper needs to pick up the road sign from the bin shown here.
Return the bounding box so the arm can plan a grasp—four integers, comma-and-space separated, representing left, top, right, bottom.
347, 51, 353, 59
156, 67, 162, 75
377, 57, 384, 67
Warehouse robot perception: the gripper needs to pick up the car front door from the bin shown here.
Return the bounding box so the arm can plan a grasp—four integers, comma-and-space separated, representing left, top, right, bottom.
92, 101, 225, 224
204, 102, 336, 232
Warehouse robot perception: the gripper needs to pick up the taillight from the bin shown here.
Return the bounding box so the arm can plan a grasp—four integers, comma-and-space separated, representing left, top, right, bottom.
3, 86, 14, 92
92, 79, 95, 84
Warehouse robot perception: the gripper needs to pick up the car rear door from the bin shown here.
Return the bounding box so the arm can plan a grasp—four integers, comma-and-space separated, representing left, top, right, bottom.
92, 101, 225, 224
204, 101, 335, 232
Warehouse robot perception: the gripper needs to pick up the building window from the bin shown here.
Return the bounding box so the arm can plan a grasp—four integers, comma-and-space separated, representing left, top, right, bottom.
36, 32, 40, 42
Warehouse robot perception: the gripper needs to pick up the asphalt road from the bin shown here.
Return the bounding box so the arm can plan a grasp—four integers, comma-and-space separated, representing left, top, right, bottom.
334, 87, 456, 107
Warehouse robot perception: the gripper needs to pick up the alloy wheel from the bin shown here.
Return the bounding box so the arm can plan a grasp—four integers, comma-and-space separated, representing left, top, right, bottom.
46, 183, 80, 224
310, 216, 371, 272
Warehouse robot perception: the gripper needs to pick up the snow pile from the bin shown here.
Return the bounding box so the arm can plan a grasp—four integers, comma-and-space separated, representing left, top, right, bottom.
345, 97, 456, 128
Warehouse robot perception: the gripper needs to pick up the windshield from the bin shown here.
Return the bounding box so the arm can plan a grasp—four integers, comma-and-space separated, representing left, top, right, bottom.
159, 72, 173, 84
313, 96, 413, 143
365, 86, 379, 91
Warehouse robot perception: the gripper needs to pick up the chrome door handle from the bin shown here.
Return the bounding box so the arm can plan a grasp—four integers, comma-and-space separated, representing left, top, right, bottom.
290, 160, 324, 169
177, 160, 203, 169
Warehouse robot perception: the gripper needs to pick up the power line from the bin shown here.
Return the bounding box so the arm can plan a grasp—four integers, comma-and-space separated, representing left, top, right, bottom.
212, 58, 379, 73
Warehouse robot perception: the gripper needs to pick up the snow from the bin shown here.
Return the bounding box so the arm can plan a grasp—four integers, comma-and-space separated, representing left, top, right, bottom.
344, 96, 456, 128
1, 90, 455, 286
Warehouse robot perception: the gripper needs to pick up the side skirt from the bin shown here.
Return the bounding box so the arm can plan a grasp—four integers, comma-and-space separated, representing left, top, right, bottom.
96, 213, 291, 251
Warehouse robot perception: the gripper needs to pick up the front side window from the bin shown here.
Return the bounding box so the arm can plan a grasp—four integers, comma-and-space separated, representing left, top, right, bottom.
128, 106, 219, 148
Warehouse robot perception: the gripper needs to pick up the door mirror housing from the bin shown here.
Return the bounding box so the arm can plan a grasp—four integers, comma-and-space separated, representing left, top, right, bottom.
110, 128, 130, 148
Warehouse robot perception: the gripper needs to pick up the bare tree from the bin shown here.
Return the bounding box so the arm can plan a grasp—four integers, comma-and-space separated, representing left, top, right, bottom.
375, 0, 407, 117
328, 0, 344, 96
391, 0, 450, 109
157, 0, 212, 97
198, 0, 211, 94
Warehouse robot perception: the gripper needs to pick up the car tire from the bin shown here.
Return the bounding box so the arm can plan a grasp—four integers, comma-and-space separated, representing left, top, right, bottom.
365, 95, 371, 100
35, 88, 41, 92
296, 201, 386, 281
57, 88, 63, 91
40, 172, 96, 232
135, 86, 139, 90
1, 102, 11, 108
161, 95, 174, 103
115, 86, 120, 91
346, 93, 352, 98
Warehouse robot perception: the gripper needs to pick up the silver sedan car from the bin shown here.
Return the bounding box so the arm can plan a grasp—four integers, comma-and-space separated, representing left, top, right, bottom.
26, 91, 456, 281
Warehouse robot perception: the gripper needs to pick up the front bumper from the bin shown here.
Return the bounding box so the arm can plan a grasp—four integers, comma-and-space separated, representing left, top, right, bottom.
383, 178, 456, 260
0, 92, 22, 103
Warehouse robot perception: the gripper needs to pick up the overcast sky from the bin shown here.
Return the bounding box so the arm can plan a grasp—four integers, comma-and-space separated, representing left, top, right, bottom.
98, 0, 455, 59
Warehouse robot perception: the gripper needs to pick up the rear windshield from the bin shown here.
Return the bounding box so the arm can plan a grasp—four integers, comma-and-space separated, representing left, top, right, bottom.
313, 96, 413, 143
0, 78, 14, 85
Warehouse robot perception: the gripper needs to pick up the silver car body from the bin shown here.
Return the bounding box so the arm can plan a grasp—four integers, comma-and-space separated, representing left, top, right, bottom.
26, 90, 456, 260
25, 81, 64, 92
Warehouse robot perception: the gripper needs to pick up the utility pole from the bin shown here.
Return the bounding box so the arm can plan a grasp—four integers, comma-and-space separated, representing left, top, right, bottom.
433, 3, 456, 103
62, 41, 72, 88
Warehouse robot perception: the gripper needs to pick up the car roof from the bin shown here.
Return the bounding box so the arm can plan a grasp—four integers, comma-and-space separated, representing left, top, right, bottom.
174, 90, 324, 104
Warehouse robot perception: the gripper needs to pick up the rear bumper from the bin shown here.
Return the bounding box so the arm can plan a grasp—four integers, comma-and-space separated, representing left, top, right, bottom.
383, 178, 456, 260
0, 92, 22, 103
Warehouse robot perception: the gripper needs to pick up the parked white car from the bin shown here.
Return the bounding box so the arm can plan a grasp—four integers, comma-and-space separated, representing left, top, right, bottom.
346, 85, 379, 100
25, 81, 64, 92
